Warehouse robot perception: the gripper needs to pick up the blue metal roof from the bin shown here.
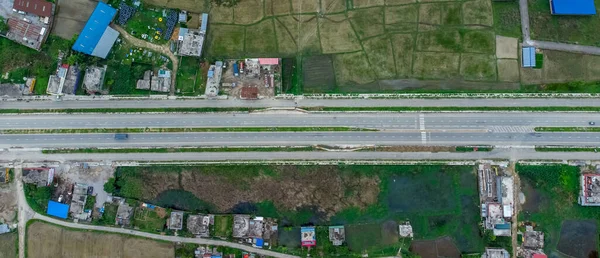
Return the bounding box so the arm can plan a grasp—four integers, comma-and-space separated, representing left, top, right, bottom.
551, 0, 596, 15
47, 201, 69, 219
255, 238, 264, 247
522, 47, 536, 68
201, 13, 208, 33
72, 2, 118, 58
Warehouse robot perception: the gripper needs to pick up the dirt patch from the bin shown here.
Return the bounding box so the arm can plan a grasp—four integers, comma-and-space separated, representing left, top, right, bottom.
495, 35, 518, 59
410, 236, 461, 258
319, 14, 362, 53
27, 221, 174, 258
497, 59, 520, 82
52, 0, 96, 39
302, 55, 336, 93
144, 0, 209, 13
0, 232, 16, 258
366, 146, 455, 152
178, 166, 380, 217
557, 220, 598, 258
0, 183, 17, 223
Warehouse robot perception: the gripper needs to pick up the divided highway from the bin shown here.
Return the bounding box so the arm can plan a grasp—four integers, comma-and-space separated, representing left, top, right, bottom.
1, 112, 599, 148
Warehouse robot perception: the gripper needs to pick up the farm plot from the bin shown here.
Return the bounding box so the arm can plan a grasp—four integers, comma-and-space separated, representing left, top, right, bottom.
266, 0, 291, 16
385, 5, 418, 32
142, 0, 208, 13
233, 0, 264, 24
363, 35, 397, 79
206, 25, 245, 57
462, 0, 493, 26
333, 51, 377, 86
0, 232, 16, 258
244, 19, 277, 56
321, 0, 346, 13
275, 15, 321, 55
209, 2, 234, 23
302, 55, 337, 93
318, 14, 362, 54
291, 0, 320, 13
459, 54, 497, 81
349, 7, 385, 39
413, 52, 460, 79
27, 221, 174, 258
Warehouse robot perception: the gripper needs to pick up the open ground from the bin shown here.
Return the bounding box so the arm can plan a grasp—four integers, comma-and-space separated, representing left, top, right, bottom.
27, 221, 174, 258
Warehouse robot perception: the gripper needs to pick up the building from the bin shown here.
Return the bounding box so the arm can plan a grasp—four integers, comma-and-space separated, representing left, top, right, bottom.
12, 0, 53, 18
522, 47, 536, 68
328, 226, 345, 246
478, 164, 513, 236
135, 69, 171, 93
301, 227, 316, 247
168, 211, 184, 230
0, 168, 9, 184
72, 2, 119, 59
523, 230, 544, 250
177, 13, 208, 57
70, 183, 90, 221
399, 222, 414, 238
47, 64, 81, 95
83, 66, 107, 94
47, 200, 69, 219
205, 61, 223, 97
187, 215, 211, 237
232, 215, 278, 247
481, 248, 510, 258
258, 58, 279, 66
116, 203, 133, 227
0, 224, 10, 234
550, 0, 596, 15
579, 173, 600, 206
22, 167, 53, 187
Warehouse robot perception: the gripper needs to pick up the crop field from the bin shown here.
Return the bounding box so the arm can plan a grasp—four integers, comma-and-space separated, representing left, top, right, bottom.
195, 0, 527, 93
0, 232, 16, 258
520, 50, 600, 85
529, 0, 600, 46
109, 164, 485, 255
27, 221, 174, 258
517, 164, 600, 254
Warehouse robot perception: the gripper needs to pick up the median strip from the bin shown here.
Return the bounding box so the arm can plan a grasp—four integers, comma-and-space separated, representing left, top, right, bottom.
534, 127, 600, 132
2, 127, 376, 134
535, 146, 600, 152
42, 146, 319, 154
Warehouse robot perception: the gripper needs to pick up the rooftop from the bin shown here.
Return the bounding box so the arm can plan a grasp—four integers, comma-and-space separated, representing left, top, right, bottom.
482, 248, 510, 258
13, 0, 53, 18
523, 230, 544, 249
328, 226, 345, 246
72, 2, 119, 58
301, 227, 316, 247
187, 215, 210, 237
551, 0, 596, 15
169, 211, 184, 230
47, 201, 69, 219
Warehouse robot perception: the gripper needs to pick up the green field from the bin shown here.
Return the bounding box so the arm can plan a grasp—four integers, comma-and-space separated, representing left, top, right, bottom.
108, 164, 487, 256
529, 0, 600, 46
176, 57, 201, 94
517, 164, 600, 254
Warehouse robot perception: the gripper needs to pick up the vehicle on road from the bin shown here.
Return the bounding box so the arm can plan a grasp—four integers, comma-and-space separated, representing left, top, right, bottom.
114, 134, 129, 140
590, 121, 596, 125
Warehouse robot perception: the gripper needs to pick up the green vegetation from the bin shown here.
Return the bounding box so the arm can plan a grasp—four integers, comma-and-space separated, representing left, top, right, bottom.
176, 57, 202, 95
132, 208, 166, 233
0, 17, 8, 33
517, 164, 599, 253
43, 146, 317, 154
534, 127, 600, 132
94, 203, 118, 226
307, 106, 600, 112
123, 6, 170, 45
455, 146, 493, 152
535, 146, 600, 152
535, 53, 544, 69
24, 184, 53, 215
492, 2, 522, 38
213, 215, 233, 238
84, 196, 96, 211
4, 126, 374, 135
529, 0, 600, 46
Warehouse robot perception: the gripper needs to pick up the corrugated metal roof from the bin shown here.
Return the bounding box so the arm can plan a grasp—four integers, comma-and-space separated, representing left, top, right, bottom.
522, 47, 536, 68
258, 58, 279, 65
13, 0, 53, 18
90, 27, 119, 58
551, 0, 596, 15
72, 2, 118, 58
201, 13, 209, 33
47, 201, 69, 219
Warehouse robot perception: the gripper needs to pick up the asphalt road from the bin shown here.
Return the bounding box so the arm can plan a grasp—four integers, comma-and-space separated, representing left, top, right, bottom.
4, 98, 600, 109
2, 131, 600, 148
1, 112, 599, 130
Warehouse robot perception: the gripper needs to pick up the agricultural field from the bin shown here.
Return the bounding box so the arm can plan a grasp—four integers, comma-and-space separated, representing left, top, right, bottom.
520, 49, 600, 86
27, 221, 174, 258
107, 164, 487, 256
0, 232, 16, 258
517, 164, 600, 256
199, 0, 526, 93
529, 0, 600, 46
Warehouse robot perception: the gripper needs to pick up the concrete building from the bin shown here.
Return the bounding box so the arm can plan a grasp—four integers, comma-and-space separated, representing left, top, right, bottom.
47, 201, 69, 219
478, 164, 513, 236
83, 65, 107, 94
301, 227, 316, 247
47, 64, 80, 95
70, 183, 90, 221
168, 211, 184, 230
136, 69, 171, 93
205, 61, 223, 97
328, 226, 345, 246
22, 167, 53, 187
187, 215, 211, 237
399, 222, 414, 238
4, 0, 53, 50
116, 203, 133, 227
482, 248, 510, 258
72, 2, 119, 58
579, 173, 600, 206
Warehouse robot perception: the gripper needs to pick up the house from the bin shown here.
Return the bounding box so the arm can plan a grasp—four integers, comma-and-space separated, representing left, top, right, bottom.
47, 201, 69, 219
550, 0, 596, 15
116, 203, 133, 227
579, 173, 600, 206
0, 224, 10, 234
187, 215, 211, 237
522, 47, 536, 68
72, 2, 119, 58
12, 0, 53, 18
481, 248, 510, 258
301, 227, 316, 247
168, 211, 184, 230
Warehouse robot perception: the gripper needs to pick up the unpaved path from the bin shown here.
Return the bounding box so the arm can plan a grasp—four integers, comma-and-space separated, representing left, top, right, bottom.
110, 24, 178, 95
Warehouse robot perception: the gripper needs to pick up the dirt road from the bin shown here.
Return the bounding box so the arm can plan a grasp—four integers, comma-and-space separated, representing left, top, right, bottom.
110, 24, 179, 95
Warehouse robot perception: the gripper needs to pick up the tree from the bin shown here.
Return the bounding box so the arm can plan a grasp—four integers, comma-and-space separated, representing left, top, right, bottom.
103, 178, 116, 194
0, 17, 9, 33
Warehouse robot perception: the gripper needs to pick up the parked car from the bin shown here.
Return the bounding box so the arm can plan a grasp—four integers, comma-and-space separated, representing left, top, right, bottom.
87, 186, 94, 195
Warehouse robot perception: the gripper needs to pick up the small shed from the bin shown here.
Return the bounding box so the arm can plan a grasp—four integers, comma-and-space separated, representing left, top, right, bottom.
550, 0, 596, 15
522, 47, 536, 68
47, 201, 69, 219
301, 226, 316, 247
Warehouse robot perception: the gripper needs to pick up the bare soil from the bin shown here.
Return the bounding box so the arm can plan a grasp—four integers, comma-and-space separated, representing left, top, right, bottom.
0, 183, 17, 224
27, 221, 174, 258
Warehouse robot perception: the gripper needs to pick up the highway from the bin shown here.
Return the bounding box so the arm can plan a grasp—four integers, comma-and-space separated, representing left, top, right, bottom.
3, 98, 600, 109
1, 112, 599, 129
2, 132, 600, 148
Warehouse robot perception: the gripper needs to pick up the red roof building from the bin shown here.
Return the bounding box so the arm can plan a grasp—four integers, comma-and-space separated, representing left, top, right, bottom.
13, 0, 53, 18
258, 58, 279, 65
533, 253, 548, 258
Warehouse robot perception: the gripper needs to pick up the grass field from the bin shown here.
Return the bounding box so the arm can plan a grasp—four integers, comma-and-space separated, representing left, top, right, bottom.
176, 57, 201, 94
0, 232, 16, 258
27, 221, 174, 258
529, 0, 600, 46
517, 164, 600, 254
110, 164, 485, 256
132, 207, 167, 233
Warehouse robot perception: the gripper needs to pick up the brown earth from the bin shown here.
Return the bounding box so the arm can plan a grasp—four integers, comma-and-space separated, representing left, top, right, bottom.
27, 221, 174, 258
135, 166, 380, 217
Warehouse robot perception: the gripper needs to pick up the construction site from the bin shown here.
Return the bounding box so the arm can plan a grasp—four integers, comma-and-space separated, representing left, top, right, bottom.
579, 172, 600, 206
232, 215, 278, 248
478, 163, 514, 237
219, 58, 281, 99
